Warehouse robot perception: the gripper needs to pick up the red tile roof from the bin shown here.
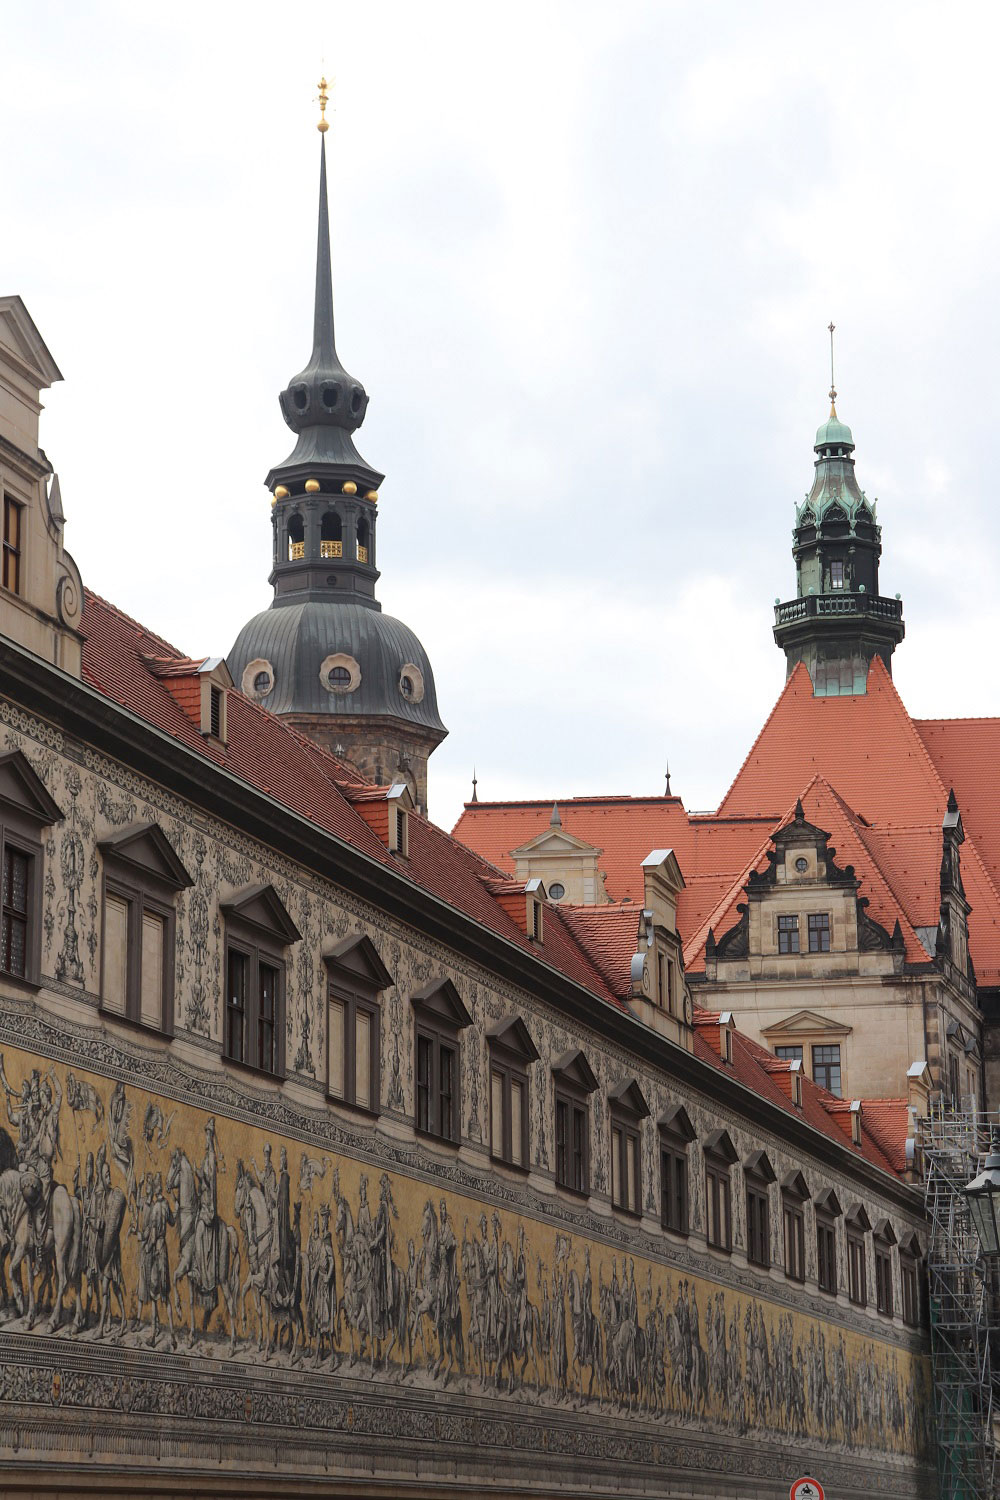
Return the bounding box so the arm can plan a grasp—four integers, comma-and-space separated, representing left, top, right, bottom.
75, 588, 912, 1178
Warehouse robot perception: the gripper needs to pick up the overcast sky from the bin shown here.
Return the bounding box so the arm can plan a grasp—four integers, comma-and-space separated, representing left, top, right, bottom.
5, 2, 1000, 832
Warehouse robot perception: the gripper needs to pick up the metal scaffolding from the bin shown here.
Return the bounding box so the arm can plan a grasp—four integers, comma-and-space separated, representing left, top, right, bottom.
919, 1105, 1000, 1500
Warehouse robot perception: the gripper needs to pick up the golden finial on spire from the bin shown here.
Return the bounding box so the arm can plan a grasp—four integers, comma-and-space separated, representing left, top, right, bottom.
827, 321, 838, 417
317, 76, 330, 133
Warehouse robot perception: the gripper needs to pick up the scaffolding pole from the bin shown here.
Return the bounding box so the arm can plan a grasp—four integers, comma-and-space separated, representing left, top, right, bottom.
919, 1104, 1000, 1500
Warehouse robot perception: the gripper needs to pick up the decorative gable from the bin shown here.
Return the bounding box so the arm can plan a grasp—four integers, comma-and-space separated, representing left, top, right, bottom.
761, 1009, 852, 1041
486, 1014, 540, 1063
410, 977, 473, 1029
0, 750, 63, 829
323, 932, 393, 993
608, 1077, 650, 1119
744, 1148, 776, 1182
552, 1048, 598, 1094
703, 1127, 738, 1164
98, 822, 193, 891
220, 884, 302, 945
658, 1103, 696, 1142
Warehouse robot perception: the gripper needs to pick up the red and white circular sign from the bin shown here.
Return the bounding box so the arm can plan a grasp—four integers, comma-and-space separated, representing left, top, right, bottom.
790, 1480, 825, 1500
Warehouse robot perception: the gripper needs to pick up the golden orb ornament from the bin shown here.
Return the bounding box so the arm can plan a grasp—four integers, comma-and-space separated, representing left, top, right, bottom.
364, 490, 378, 502
342, 481, 358, 495
274, 485, 289, 500
305, 479, 321, 494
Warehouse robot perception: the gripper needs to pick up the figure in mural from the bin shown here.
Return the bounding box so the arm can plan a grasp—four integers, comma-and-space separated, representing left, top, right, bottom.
234, 1159, 274, 1351
66, 1072, 104, 1133
305, 1204, 337, 1367
298, 1153, 328, 1195
87, 1145, 127, 1340
107, 1079, 135, 1205
334, 1168, 374, 1367
167, 1131, 240, 1354
133, 1171, 176, 1349
568, 1243, 602, 1400
142, 1101, 174, 1151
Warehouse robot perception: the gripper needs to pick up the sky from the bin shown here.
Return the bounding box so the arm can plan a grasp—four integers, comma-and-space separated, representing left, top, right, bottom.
5, 1, 1000, 833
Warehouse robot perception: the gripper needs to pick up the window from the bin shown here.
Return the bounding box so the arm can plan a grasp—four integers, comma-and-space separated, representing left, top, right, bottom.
775, 1044, 803, 1063
777, 914, 800, 953
220, 884, 300, 1077
782, 1173, 810, 1283
812, 1044, 842, 1096
830, 559, 845, 590
875, 1225, 895, 1315
411, 977, 472, 1145
2, 845, 30, 978
553, 1049, 597, 1196
808, 912, 831, 953
817, 1216, 837, 1293
3, 496, 22, 595
487, 1016, 538, 1170
98, 823, 191, 1034
948, 1053, 960, 1107
900, 1240, 922, 1327
324, 937, 389, 1115
658, 951, 674, 1013
847, 1209, 870, 1307
608, 1079, 648, 1217
530, 899, 543, 942
400, 675, 414, 699
548, 882, 565, 901
660, 1141, 689, 1235
704, 1130, 737, 1252
388, 785, 413, 857
329, 666, 351, 688
744, 1152, 775, 1269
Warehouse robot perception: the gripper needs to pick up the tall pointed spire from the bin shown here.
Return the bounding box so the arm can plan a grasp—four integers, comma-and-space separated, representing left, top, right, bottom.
312, 132, 336, 369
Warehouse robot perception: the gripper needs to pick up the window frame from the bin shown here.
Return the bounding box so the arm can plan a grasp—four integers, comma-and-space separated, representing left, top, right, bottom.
704, 1130, 737, 1254
777, 914, 800, 954
411, 977, 472, 1147
846, 1207, 870, 1308
323, 934, 391, 1119
812, 1042, 842, 1096
744, 1151, 776, 1270
2, 494, 23, 596
100, 876, 176, 1035
899, 1236, 923, 1327
781, 1171, 810, 1284
659, 1107, 694, 1237
830, 558, 845, 591
487, 1016, 538, 1172
874, 1221, 896, 1316
608, 1078, 649, 1218
816, 1204, 840, 1295
552, 1050, 597, 1198
220, 884, 300, 1081
808, 911, 831, 953
0, 752, 62, 990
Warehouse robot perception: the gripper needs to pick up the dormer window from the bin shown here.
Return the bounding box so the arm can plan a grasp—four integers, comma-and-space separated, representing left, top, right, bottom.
387, 784, 410, 857
530, 898, 542, 942
197, 661, 230, 744
3, 495, 23, 595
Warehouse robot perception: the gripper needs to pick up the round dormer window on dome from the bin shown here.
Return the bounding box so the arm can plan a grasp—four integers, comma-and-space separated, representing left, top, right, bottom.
399, 663, 425, 703
320, 652, 361, 695
242, 658, 275, 701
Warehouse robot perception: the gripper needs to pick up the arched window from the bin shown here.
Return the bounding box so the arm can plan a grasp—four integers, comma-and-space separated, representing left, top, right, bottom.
320, 511, 342, 559
357, 516, 370, 564
287, 513, 304, 562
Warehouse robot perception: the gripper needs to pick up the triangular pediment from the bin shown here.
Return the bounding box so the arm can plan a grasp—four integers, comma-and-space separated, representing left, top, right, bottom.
324, 933, 393, 992
744, 1148, 776, 1183
703, 1128, 738, 1164
846, 1203, 872, 1232
221, 884, 301, 945
99, 822, 192, 891
411, 977, 473, 1029
781, 1170, 811, 1201
608, 1076, 650, 1119
486, 1014, 540, 1063
874, 1217, 897, 1245
0, 296, 62, 389
761, 1009, 852, 1040
552, 1048, 598, 1094
814, 1187, 843, 1218
512, 828, 601, 859
0, 750, 63, 828
658, 1103, 696, 1143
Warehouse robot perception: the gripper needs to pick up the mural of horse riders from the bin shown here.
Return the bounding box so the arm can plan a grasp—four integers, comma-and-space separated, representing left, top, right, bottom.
0, 1053, 934, 1469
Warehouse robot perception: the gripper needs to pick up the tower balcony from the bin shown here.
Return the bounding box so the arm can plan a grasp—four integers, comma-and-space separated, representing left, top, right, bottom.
774, 592, 903, 627
320, 540, 343, 558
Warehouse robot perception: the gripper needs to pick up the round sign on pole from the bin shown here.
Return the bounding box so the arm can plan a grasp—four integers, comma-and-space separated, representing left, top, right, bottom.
790, 1480, 825, 1500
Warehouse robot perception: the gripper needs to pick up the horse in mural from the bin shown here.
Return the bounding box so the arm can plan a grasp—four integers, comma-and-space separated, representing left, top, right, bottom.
567, 1263, 605, 1401
0, 1167, 83, 1334
165, 1146, 240, 1354
416, 1199, 464, 1385
233, 1163, 305, 1361
494, 1233, 544, 1394
334, 1191, 374, 1366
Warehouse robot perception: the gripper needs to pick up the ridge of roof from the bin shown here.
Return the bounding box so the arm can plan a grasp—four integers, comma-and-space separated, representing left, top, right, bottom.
716, 661, 813, 813
83, 587, 189, 662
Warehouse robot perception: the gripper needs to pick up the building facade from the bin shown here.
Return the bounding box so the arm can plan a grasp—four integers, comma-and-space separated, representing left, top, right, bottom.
0, 209, 935, 1497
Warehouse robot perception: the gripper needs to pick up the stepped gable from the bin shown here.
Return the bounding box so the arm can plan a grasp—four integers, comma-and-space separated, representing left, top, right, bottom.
79, 590, 616, 1003
683, 776, 927, 973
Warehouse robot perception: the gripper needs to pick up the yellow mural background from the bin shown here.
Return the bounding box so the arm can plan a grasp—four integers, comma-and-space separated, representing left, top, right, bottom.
0, 1040, 931, 1462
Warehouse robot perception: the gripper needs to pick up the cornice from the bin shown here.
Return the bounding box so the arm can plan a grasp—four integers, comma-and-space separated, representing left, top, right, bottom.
0, 636, 924, 1216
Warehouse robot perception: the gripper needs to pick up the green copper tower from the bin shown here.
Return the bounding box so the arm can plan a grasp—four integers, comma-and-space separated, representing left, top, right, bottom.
773, 330, 904, 695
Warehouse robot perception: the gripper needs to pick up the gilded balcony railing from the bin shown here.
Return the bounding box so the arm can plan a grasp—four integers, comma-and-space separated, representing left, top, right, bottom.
289, 542, 305, 560
320, 540, 343, 558
357, 545, 368, 563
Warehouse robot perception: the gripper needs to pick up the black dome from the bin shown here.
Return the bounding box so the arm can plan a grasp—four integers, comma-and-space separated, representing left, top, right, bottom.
227, 601, 446, 732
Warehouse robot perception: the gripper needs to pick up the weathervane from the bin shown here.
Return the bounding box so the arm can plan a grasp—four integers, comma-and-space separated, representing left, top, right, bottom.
317, 75, 330, 134
828, 321, 837, 417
